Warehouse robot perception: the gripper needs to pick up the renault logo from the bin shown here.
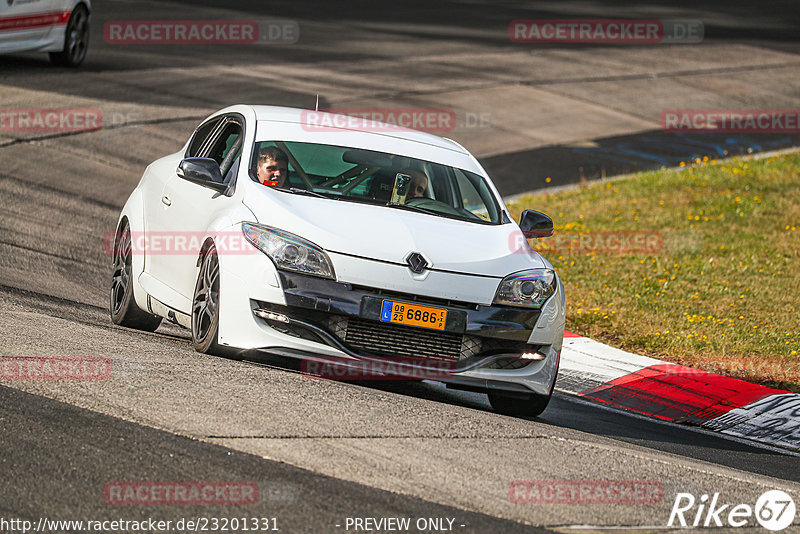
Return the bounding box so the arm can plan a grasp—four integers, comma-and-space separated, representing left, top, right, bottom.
406, 252, 428, 273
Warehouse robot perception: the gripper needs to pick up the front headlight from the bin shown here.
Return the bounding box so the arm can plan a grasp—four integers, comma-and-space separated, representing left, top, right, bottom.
242, 222, 335, 279
493, 269, 556, 309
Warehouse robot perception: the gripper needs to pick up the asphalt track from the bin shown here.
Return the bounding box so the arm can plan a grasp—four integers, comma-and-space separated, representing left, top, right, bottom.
1, 1, 799, 532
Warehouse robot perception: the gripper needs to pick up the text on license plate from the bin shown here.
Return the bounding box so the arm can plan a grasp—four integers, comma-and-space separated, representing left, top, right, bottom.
379, 300, 447, 331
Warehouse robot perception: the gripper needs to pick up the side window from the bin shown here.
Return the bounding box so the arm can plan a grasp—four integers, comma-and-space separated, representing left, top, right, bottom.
223, 157, 240, 184
206, 121, 243, 167
186, 119, 220, 158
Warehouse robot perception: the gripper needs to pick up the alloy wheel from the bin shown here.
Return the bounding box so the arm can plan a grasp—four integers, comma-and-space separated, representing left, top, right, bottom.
110, 227, 132, 316
66, 9, 89, 65
192, 251, 220, 344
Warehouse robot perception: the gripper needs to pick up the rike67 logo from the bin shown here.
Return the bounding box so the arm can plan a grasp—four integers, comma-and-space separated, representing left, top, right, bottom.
668, 490, 796, 531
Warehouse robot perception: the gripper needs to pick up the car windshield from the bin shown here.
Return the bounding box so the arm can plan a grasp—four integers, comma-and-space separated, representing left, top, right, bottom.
252, 141, 502, 225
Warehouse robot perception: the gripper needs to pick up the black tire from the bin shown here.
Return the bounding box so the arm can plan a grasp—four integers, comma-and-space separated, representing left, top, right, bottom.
109, 222, 162, 331
49, 5, 89, 67
191, 245, 238, 358
488, 391, 552, 417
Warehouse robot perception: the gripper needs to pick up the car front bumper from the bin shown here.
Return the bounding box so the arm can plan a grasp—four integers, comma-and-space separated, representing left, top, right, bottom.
215, 246, 564, 397
253, 271, 563, 397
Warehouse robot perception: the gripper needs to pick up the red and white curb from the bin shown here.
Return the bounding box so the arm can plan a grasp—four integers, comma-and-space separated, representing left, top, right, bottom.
556, 331, 800, 452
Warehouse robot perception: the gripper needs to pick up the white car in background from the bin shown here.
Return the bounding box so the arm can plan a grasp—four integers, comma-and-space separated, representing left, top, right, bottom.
0, 0, 90, 66
110, 105, 565, 416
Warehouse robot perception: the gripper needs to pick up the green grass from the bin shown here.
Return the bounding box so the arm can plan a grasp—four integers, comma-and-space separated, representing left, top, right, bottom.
508, 151, 800, 392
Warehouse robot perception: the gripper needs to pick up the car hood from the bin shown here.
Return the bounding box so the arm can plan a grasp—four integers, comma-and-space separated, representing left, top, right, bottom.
243, 189, 547, 278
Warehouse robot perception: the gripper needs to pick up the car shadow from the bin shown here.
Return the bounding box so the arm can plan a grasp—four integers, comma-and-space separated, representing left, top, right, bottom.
241, 349, 799, 483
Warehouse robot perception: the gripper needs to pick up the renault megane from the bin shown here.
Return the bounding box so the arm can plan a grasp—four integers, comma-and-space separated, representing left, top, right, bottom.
109, 105, 565, 416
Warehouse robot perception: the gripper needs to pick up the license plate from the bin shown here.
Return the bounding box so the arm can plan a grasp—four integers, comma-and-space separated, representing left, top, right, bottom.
379, 300, 447, 331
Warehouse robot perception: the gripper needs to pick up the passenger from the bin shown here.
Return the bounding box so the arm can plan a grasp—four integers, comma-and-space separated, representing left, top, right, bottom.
256, 146, 289, 187
403, 169, 428, 201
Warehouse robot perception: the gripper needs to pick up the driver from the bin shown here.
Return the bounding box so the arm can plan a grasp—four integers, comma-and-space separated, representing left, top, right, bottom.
403, 169, 428, 201
256, 146, 289, 188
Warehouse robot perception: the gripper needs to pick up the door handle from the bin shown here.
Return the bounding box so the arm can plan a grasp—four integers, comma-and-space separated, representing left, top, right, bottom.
161, 195, 172, 206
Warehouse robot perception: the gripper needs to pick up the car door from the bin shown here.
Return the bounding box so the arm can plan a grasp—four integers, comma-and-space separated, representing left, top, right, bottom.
0, 0, 60, 53
158, 115, 244, 305
142, 116, 222, 307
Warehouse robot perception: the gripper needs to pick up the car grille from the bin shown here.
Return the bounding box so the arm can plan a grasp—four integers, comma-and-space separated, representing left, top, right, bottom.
328, 316, 535, 362
330, 316, 464, 361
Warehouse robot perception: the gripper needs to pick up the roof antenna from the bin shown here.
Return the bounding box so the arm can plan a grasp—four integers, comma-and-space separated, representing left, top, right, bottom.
315, 94, 319, 112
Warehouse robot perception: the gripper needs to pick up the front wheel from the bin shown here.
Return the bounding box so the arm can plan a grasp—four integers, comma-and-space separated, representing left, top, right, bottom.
488, 391, 552, 417
49, 5, 89, 67
109, 222, 162, 331
191, 245, 238, 358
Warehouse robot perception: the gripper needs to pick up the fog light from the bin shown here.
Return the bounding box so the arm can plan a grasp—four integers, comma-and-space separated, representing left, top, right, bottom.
521, 352, 545, 361
254, 309, 289, 323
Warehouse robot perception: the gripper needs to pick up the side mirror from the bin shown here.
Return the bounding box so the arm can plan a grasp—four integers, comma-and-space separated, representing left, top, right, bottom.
519, 209, 554, 238
177, 158, 227, 193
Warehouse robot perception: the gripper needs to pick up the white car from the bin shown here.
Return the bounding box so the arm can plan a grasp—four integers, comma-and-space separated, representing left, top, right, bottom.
110, 105, 565, 416
0, 0, 90, 66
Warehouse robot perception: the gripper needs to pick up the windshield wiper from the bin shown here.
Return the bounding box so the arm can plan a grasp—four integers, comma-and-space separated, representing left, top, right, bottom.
384, 202, 445, 218
286, 188, 331, 199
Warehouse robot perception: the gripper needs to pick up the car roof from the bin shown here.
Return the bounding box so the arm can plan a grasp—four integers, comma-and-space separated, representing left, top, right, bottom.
247, 105, 468, 154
